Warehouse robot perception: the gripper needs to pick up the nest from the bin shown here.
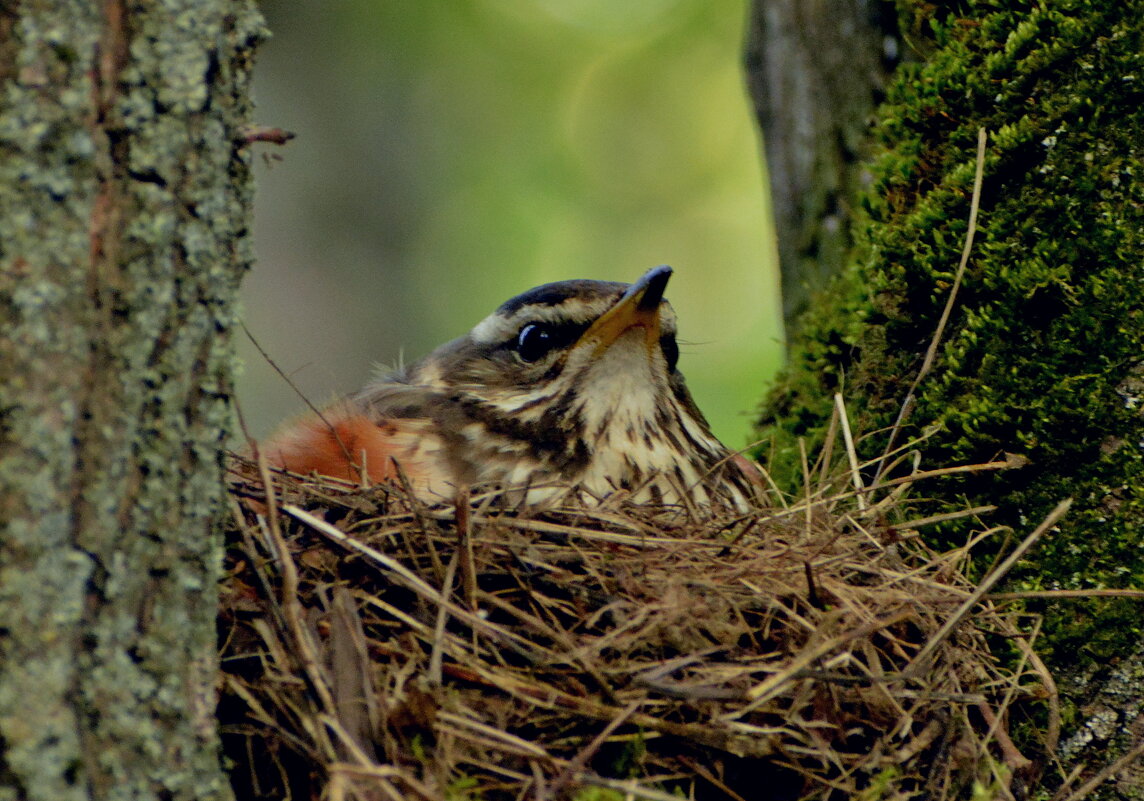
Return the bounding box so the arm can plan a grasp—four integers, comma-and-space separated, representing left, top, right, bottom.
220, 452, 1059, 801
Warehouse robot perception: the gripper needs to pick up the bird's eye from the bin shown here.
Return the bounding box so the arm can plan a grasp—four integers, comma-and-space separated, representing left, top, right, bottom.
660, 334, 680, 372
515, 323, 554, 363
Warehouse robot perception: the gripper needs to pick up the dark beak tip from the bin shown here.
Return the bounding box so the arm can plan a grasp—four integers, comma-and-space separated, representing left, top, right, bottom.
631, 265, 672, 310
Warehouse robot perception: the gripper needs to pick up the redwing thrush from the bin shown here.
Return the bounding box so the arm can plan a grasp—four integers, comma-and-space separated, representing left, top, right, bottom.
264, 266, 762, 508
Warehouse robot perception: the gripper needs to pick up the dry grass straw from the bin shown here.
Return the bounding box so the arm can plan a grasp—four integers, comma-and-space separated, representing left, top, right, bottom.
220, 403, 1065, 801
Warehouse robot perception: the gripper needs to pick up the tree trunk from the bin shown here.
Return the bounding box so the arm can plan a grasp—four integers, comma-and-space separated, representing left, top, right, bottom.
743, 0, 898, 330
751, 1, 1144, 794
0, 3, 263, 799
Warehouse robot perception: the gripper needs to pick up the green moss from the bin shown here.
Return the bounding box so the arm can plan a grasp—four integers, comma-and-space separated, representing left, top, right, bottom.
757, 0, 1144, 668
571, 790, 626, 801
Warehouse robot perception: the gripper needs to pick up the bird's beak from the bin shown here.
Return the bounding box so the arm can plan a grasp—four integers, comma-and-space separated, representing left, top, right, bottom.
580, 265, 672, 354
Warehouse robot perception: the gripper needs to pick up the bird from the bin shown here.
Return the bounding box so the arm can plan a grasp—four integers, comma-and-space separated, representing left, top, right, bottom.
262, 265, 762, 509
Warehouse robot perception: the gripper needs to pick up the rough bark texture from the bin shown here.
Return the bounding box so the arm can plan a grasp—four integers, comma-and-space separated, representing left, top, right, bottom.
753, 1, 1143, 794
0, 3, 263, 799
743, 0, 898, 329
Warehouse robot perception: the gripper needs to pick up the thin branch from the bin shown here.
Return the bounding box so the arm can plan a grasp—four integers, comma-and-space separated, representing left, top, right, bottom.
241, 322, 355, 467
876, 127, 988, 482
239, 124, 296, 145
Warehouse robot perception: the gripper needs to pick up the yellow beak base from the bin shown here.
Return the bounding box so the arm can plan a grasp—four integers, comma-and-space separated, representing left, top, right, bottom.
580, 265, 672, 353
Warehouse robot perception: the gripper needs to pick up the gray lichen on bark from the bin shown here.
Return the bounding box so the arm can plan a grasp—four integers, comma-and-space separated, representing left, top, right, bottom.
0, 2, 265, 799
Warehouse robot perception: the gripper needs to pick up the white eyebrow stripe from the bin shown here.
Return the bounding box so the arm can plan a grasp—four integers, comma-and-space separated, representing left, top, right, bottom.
469, 312, 509, 345
468, 301, 616, 345
467, 292, 679, 349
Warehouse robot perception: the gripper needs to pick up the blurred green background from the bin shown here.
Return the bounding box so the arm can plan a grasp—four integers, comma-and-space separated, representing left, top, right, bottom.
240, 0, 783, 447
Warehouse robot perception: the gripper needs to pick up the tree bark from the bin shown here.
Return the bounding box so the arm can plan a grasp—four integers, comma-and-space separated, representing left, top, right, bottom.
743, 0, 897, 330
751, 1, 1144, 794
0, 3, 263, 799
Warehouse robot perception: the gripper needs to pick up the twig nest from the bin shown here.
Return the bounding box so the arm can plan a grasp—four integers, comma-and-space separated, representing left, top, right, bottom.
220, 463, 1053, 800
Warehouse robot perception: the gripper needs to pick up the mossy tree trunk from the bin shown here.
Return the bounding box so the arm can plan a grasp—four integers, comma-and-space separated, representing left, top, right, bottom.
750, 0, 1143, 792
0, 3, 263, 799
